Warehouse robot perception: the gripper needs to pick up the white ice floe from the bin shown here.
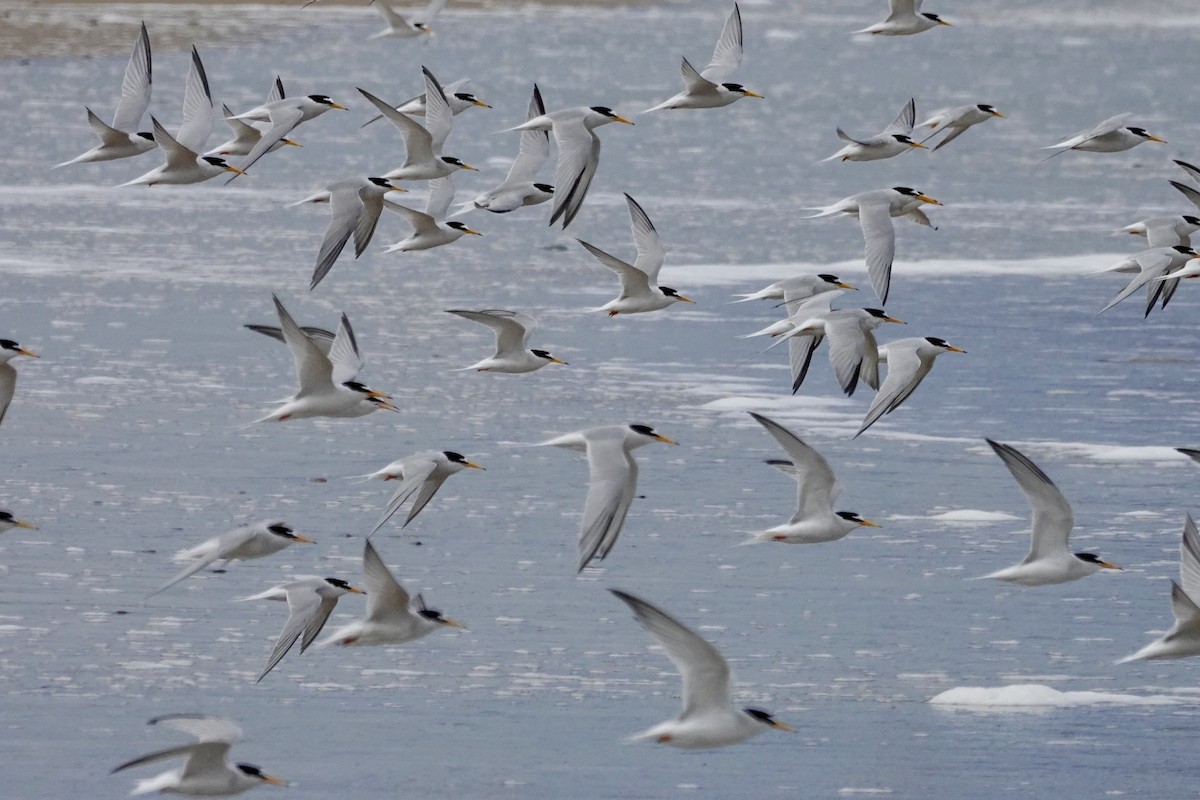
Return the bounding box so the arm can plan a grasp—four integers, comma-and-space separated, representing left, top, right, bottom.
929, 683, 1196, 709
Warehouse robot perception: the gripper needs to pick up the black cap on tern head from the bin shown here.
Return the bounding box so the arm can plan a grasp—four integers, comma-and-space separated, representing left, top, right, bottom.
236, 764, 266, 778
743, 708, 779, 726
202, 156, 230, 167
443, 451, 468, 463
267, 524, 294, 537
308, 94, 334, 105
893, 186, 919, 196
1185, 215, 1200, 226
325, 578, 353, 590
368, 177, 391, 187
629, 424, 656, 437
534, 183, 555, 193
137, 131, 155, 141
925, 336, 951, 348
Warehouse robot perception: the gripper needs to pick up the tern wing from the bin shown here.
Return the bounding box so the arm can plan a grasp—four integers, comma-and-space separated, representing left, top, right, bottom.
548, 119, 600, 228
500, 85, 549, 186
930, 125, 969, 151
385, 200, 441, 237
679, 56, 717, 95
175, 47, 213, 154
750, 413, 841, 521
577, 437, 638, 572
1181, 513, 1200, 600
700, 3, 743, 83
112, 21, 152, 133
986, 439, 1075, 561
327, 312, 364, 385
273, 294, 334, 395
360, 88, 436, 166
448, 309, 533, 355
856, 342, 929, 436
425, 176, 455, 220
151, 714, 243, 744
577, 240, 651, 297
232, 102, 303, 177
371, 458, 440, 534
0, 363, 15, 426
244, 324, 336, 354
883, 97, 916, 136
624, 194, 665, 282
421, 66, 453, 153
257, 586, 334, 681
887, 0, 919, 22
152, 116, 201, 170
362, 539, 411, 623
310, 182, 364, 290
859, 197, 896, 305
610, 589, 732, 719
1170, 179, 1200, 213
1099, 250, 1174, 313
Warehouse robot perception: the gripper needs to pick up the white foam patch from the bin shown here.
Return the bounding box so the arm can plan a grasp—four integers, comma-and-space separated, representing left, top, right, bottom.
929, 684, 1195, 709
981, 441, 1194, 465
899, 510, 1020, 523
664, 253, 1126, 288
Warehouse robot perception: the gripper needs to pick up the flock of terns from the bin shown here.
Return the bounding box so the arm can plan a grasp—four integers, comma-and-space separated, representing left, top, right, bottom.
5, 0, 1200, 794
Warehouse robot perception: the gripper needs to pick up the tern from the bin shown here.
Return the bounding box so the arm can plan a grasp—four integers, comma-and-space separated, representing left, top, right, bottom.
445, 309, 567, 373
976, 439, 1121, 585
252, 295, 397, 423
361, 78, 490, 128
120, 47, 242, 186
854, 0, 951, 35
539, 424, 678, 572
855, 336, 965, 437
744, 293, 842, 395
918, 104, 1005, 151
774, 307, 905, 397
112, 715, 287, 796
576, 194, 694, 315
0, 338, 39, 426
360, 68, 477, 181
645, 3, 762, 111
241, 576, 365, 682
463, 85, 554, 214
609, 589, 795, 748
506, 97, 634, 228
365, 449, 485, 534
369, 0, 447, 39
316, 539, 464, 647
1096, 245, 1197, 316
146, 521, 315, 598
804, 186, 941, 304
304, 176, 405, 290
1118, 214, 1200, 248
226, 91, 347, 180
382, 176, 481, 252
742, 412, 879, 544
730, 273, 855, 304
821, 98, 926, 162
56, 21, 155, 167
0, 510, 37, 533
1118, 514, 1200, 663
1042, 113, 1166, 157
205, 78, 301, 157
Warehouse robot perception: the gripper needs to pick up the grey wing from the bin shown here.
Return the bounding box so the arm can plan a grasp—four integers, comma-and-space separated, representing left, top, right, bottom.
425, 176, 455, 219
359, 89, 436, 164
355, 187, 386, 257
111, 744, 209, 775
151, 714, 243, 744
244, 324, 336, 355
421, 66, 453, 153
883, 97, 916, 136
1145, 221, 1186, 248
267, 76, 285, 104
887, 0, 919, 21
233, 103, 304, 176
825, 315, 871, 396
153, 116, 201, 170
549, 121, 600, 228
930, 125, 970, 151
609, 589, 732, 718
362, 539, 412, 622
1181, 513, 1200, 600
385, 200, 441, 237
145, 547, 223, 598
788, 332, 823, 394
856, 343, 928, 436
257, 587, 330, 681
178, 743, 235, 782
1099, 250, 1174, 313
859, 198, 896, 304
836, 126, 871, 145
502, 86, 550, 185
679, 56, 716, 95
448, 309, 533, 355
1176, 159, 1200, 186
273, 294, 334, 395
577, 239, 651, 297
985, 439, 1075, 560
0, 363, 15, 426
420, 0, 449, 22
749, 413, 841, 520
624, 194, 665, 283
577, 438, 638, 571
1169, 580, 1200, 626
371, 459, 440, 534
327, 312, 364, 385
310, 184, 363, 291
1171, 180, 1200, 213
700, 2, 743, 83
175, 47, 214, 154
112, 21, 152, 133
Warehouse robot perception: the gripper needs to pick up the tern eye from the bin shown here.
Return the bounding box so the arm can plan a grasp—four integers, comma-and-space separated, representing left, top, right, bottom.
236, 764, 264, 777
865, 308, 888, 318
137, 131, 155, 141
532, 349, 553, 359
1185, 216, 1200, 226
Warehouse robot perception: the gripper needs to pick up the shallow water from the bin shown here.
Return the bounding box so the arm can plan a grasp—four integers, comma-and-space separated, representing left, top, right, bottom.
5, 1, 1200, 798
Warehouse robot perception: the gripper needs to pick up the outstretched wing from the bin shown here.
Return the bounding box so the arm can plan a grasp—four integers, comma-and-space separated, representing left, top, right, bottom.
700, 3, 743, 83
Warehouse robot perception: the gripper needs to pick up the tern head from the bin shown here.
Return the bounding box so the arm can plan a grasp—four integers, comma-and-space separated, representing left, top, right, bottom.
0, 339, 39, 358
443, 451, 485, 470
455, 92, 491, 109
589, 106, 635, 126
864, 308, 905, 324
922, 12, 952, 26
368, 176, 404, 192
893, 186, 941, 206
629, 423, 678, 445
0, 511, 36, 529
413, 21, 433, 33
416, 594, 464, 628
1075, 552, 1122, 570
440, 155, 478, 171
1126, 126, 1166, 143
836, 511, 881, 528
236, 764, 288, 786
924, 336, 966, 353
721, 82, 763, 99
660, 286, 695, 304
308, 94, 348, 110
267, 523, 314, 544
324, 578, 366, 594
532, 348, 567, 365
819, 273, 857, 291
977, 103, 1005, 118
202, 156, 243, 175
892, 134, 928, 150
446, 221, 483, 236
743, 708, 797, 732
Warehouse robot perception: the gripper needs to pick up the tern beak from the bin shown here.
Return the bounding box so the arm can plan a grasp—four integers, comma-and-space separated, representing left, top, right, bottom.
908, 141, 929, 149
548, 357, 568, 365
16, 347, 39, 358
916, 194, 941, 205
388, 184, 408, 192
464, 461, 486, 471
743, 90, 764, 99
1099, 561, 1122, 570
946, 345, 967, 353
14, 519, 37, 529
992, 111, 1007, 118
458, 163, 479, 172
293, 534, 316, 544
857, 518, 881, 528
441, 618, 466, 629
377, 400, 400, 412
224, 166, 244, 175
836, 281, 857, 290
463, 227, 483, 236
473, 100, 492, 108
613, 115, 636, 125
937, 18, 953, 25
654, 434, 679, 445
330, 102, 349, 111
884, 315, 905, 324
261, 775, 289, 787
771, 720, 797, 733
348, 586, 367, 594
282, 139, 302, 147
366, 389, 392, 400
1147, 135, 1167, 143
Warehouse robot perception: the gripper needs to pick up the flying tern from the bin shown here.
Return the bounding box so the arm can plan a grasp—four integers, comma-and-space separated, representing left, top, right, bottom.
1118, 513, 1200, 663
369, 0, 447, 39
463, 85, 554, 214
854, 0, 951, 35
365, 449, 484, 535
382, 176, 481, 252
731, 273, 855, 304
645, 3, 762, 111
146, 520, 314, 598
822, 98, 926, 162
918, 103, 1005, 151
360, 68, 477, 181
855, 336, 964, 437
226, 91, 347, 181
205, 78, 300, 157
1042, 113, 1166, 157
0, 338, 39, 426
446, 309, 567, 372
774, 307, 905, 396
361, 78, 490, 128
242, 576, 365, 682
1096, 245, 1197, 316
304, 176, 405, 290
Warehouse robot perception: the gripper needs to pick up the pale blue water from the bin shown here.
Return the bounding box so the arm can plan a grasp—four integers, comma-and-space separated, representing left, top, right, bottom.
4, 1, 1200, 797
